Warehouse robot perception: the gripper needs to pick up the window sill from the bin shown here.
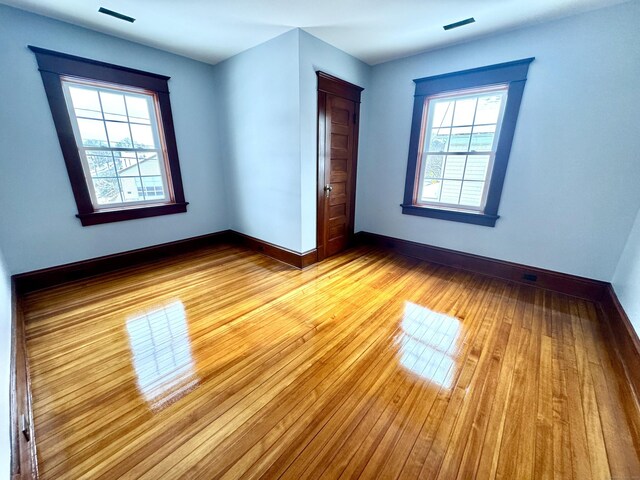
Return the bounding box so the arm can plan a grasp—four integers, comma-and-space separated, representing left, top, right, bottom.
400, 204, 498, 227
77, 202, 189, 226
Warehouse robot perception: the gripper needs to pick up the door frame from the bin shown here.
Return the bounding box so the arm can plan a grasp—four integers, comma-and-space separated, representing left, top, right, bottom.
316, 71, 364, 261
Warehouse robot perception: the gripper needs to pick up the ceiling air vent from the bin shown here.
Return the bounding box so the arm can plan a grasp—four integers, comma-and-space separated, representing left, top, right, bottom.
443, 17, 475, 31
99, 7, 135, 23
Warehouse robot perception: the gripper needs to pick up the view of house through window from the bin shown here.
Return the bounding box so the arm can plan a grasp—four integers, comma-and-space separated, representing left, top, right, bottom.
62, 79, 170, 208
417, 85, 507, 211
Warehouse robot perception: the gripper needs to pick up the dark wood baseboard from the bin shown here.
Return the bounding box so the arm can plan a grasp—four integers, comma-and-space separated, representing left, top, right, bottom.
13, 230, 235, 294
229, 231, 318, 269
600, 285, 640, 404
10, 280, 38, 479
356, 231, 608, 301
13, 229, 605, 298
300, 249, 319, 268
14, 230, 319, 295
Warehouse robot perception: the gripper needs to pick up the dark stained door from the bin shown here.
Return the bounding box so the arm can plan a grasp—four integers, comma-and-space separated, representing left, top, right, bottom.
317, 72, 363, 261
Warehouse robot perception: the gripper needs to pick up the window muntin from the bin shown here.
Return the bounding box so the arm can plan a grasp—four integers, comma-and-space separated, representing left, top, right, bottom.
415, 86, 508, 212
61, 79, 172, 209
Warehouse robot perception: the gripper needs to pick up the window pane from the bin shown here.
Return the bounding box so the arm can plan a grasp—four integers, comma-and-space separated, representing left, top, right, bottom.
77, 118, 108, 147
100, 92, 127, 122
475, 94, 504, 125
131, 124, 156, 149
464, 155, 490, 181
114, 151, 140, 176
92, 178, 122, 205
106, 121, 132, 148
86, 151, 115, 177
424, 155, 444, 179
421, 180, 442, 202
69, 87, 101, 118
142, 176, 165, 199
443, 155, 466, 180
448, 127, 472, 152
140, 185, 164, 197
125, 96, 151, 124
121, 177, 143, 202
142, 176, 164, 187
452, 98, 477, 126
429, 128, 450, 152
137, 152, 162, 175
470, 125, 496, 152
460, 181, 484, 207
431, 100, 453, 128
440, 180, 462, 204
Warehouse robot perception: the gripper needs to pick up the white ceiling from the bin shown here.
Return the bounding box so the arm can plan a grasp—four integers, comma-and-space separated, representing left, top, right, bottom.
0, 0, 629, 65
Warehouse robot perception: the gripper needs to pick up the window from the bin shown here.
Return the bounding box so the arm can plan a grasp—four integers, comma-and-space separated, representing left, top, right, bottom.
402, 58, 533, 227
417, 86, 507, 211
62, 80, 171, 207
30, 47, 188, 226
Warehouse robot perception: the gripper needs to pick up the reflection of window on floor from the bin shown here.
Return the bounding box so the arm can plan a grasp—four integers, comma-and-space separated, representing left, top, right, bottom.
126, 301, 198, 411
400, 302, 461, 389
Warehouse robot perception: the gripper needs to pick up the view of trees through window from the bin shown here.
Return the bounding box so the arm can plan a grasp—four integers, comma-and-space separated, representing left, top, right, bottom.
63, 81, 168, 207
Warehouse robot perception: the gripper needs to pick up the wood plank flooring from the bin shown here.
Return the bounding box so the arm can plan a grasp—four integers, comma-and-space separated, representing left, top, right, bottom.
22, 244, 640, 479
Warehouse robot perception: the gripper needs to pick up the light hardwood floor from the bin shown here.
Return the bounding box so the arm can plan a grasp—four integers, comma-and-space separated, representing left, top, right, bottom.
23, 244, 640, 479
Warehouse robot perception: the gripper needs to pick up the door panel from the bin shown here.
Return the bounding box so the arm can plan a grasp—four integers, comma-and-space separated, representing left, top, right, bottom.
325, 96, 353, 257
317, 73, 362, 261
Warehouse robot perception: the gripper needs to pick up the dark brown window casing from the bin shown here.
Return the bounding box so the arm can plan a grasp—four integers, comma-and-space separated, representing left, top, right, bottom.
402, 58, 534, 227
29, 46, 188, 226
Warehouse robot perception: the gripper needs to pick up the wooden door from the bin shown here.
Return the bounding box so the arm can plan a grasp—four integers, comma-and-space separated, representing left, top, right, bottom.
317, 72, 363, 261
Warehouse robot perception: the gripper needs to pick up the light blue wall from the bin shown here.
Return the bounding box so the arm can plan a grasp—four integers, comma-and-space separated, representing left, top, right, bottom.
2, 2, 639, 280
298, 31, 371, 252
215, 29, 370, 253
0, 5, 229, 274
215, 30, 302, 251
613, 206, 640, 333
0, 249, 10, 480
359, 1, 640, 280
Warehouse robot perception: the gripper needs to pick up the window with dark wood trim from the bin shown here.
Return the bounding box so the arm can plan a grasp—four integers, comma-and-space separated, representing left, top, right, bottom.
29, 46, 188, 226
402, 58, 533, 227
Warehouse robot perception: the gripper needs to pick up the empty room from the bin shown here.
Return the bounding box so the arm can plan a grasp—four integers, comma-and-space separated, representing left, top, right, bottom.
1, 0, 640, 478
